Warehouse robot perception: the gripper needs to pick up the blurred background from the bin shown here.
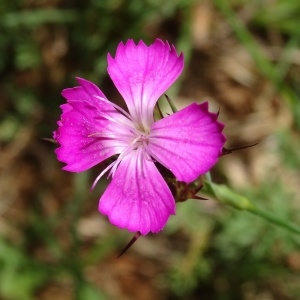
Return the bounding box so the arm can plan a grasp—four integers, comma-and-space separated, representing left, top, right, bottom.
1, 0, 300, 299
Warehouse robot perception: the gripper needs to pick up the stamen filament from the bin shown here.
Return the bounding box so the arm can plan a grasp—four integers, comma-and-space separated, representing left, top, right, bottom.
88, 131, 135, 142
91, 160, 117, 190
91, 131, 154, 189
94, 95, 133, 121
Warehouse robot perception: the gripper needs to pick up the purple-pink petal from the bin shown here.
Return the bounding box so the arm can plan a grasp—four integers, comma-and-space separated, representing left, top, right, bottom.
55, 103, 123, 172
62, 77, 108, 106
107, 39, 184, 128
99, 147, 176, 235
54, 78, 132, 172
148, 102, 226, 183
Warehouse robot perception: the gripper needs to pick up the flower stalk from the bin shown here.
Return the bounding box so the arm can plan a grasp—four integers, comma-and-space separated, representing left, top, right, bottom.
203, 180, 300, 235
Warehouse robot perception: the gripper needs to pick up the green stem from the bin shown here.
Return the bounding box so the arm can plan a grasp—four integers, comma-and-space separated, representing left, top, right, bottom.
247, 206, 300, 235
203, 181, 300, 235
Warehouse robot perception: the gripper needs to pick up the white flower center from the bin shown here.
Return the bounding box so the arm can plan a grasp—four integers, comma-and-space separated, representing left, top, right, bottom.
90, 95, 154, 189
131, 132, 149, 150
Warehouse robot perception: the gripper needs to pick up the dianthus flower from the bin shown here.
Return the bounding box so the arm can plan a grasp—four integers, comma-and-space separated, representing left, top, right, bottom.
54, 39, 226, 235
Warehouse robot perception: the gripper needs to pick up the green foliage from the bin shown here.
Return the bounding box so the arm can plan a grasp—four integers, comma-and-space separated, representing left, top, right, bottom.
253, 0, 300, 35
214, 0, 300, 127
277, 129, 300, 170
215, 181, 300, 261
0, 239, 47, 300
166, 178, 300, 298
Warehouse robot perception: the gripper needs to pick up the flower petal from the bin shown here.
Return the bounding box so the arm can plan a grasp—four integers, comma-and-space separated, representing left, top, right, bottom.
148, 102, 226, 183
54, 78, 134, 172
62, 77, 108, 106
99, 147, 176, 235
107, 39, 183, 129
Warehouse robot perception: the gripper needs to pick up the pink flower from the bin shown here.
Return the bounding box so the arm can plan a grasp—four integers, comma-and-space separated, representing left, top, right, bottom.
54, 39, 226, 235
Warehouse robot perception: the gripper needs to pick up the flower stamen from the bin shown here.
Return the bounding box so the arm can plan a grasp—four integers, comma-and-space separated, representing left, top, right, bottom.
91, 130, 152, 189
94, 95, 133, 121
